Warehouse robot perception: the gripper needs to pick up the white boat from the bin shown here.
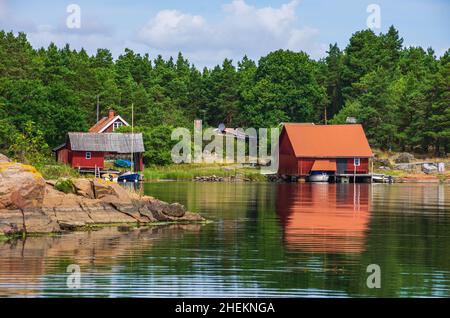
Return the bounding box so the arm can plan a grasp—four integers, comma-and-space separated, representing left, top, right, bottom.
308, 172, 329, 182
371, 173, 394, 183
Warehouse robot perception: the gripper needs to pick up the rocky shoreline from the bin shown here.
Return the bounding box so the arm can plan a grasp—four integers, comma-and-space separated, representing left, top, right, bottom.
0, 154, 205, 236
193, 173, 448, 183
193, 175, 253, 182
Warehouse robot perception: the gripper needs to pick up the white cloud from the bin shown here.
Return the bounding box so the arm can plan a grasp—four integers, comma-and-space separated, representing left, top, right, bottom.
137, 0, 326, 66
1, 6, 117, 55
138, 10, 210, 50
223, 0, 297, 36
1, 0, 326, 67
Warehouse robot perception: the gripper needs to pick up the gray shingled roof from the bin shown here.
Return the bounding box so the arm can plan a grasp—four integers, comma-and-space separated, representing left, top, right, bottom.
68, 133, 145, 153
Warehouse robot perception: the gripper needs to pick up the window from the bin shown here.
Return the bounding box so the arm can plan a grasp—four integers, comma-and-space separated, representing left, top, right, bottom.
354, 158, 360, 167
113, 121, 123, 131
85, 152, 92, 160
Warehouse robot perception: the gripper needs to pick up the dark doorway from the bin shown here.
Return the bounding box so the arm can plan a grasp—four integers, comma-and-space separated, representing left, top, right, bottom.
337, 159, 347, 174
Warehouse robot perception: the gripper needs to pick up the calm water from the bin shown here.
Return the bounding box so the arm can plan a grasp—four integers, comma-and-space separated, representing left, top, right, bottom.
0, 182, 449, 297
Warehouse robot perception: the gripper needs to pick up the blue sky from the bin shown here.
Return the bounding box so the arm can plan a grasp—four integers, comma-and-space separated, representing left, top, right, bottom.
0, 0, 448, 67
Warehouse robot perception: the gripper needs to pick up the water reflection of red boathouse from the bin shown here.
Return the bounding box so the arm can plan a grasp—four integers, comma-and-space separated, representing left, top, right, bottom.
276, 183, 371, 254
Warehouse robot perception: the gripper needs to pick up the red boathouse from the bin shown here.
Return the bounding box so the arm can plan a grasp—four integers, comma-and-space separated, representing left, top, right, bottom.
278, 123, 373, 180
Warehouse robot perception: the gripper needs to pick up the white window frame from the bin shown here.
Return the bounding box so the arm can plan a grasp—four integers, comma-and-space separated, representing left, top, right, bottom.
113, 121, 123, 131
354, 158, 361, 167
85, 152, 92, 160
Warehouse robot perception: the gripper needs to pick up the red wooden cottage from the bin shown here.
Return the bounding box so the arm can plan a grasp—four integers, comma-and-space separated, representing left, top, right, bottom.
278, 123, 373, 179
53, 110, 144, 171
89, 109, 129, 133
54, 133, 145, 171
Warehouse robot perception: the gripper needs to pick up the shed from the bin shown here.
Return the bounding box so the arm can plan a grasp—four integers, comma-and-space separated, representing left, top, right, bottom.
278, 124, 373, 177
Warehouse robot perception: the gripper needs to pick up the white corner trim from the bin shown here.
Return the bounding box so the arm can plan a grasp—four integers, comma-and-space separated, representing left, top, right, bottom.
98, 115, 130, 133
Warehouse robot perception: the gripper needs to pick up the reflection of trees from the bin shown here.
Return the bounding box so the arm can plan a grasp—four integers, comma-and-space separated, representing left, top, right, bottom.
0, 224, 202, 297
275, 183, 450, 297
145, 182, 450, 297
1, 183, 448, 297
348, 184, 450, 297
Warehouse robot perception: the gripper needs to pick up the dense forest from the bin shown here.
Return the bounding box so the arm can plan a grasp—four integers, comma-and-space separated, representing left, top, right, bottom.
0, 26, 448, 166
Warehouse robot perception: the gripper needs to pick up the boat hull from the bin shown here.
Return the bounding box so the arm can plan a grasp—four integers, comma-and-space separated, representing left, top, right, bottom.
308, 173, 330, 183
118, 173, 141, 183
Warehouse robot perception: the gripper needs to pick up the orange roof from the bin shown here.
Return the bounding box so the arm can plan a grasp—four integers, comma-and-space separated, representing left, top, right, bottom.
88, 112, 129, 133
311, 159, 336, 171
89, 116, 110, 132
283, 124, 373, 157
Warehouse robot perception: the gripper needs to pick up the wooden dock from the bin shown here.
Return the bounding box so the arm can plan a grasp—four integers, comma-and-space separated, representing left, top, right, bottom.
334, 173, 393, 183
78, 168, 121, 175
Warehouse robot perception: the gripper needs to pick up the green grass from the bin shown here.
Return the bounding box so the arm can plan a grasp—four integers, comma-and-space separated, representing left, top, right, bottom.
143, 163, 267, 181
36, 163, 80, 180
0, 232, 26, 241
374, 169, 409, 177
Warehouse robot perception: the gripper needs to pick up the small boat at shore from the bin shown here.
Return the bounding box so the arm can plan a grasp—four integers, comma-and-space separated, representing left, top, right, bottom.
308, 171, 330, 183
118, 171, 141, 183
102, 173, 118, 182
371, 173, 394, 183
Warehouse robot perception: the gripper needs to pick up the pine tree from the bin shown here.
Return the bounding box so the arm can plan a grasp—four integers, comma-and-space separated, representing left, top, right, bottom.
324, 43, 344, 120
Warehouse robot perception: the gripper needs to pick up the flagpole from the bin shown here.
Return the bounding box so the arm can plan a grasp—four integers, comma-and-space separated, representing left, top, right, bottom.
131, 103, 134, 172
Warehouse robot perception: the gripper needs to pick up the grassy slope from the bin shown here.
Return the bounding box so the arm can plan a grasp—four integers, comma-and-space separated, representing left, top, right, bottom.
143, 163, 266, 181
372, 149, 449, 181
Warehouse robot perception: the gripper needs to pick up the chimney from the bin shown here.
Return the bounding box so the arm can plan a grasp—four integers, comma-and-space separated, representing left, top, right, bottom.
108, 109, 115, 119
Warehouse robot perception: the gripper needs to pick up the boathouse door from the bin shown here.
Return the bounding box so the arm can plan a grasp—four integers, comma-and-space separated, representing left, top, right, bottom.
337, 159, 347, 174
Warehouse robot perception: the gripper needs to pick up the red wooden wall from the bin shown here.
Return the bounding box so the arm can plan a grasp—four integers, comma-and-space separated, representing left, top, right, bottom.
297, 158, 315, 176
56, 148, 69, 164
70, 151, 105, 169
278, 130, 299, 175
346, 158, 369, 173
279, 155, 369, 176
138, 155, 143, 171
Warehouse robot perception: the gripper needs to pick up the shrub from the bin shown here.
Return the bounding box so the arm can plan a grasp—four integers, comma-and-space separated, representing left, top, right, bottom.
36, 163, 80, 180
54, 179, 76, 194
